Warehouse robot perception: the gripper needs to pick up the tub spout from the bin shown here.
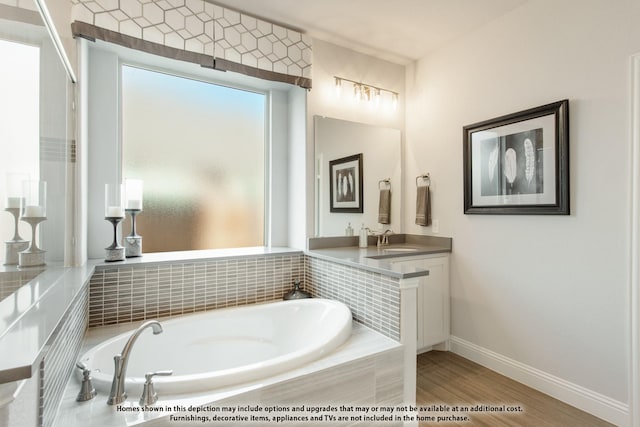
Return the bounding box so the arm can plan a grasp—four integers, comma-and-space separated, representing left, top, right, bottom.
107, 320, 163, 405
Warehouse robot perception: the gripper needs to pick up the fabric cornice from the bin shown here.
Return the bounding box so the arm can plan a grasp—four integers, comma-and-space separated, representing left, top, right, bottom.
71, 21, 312, 90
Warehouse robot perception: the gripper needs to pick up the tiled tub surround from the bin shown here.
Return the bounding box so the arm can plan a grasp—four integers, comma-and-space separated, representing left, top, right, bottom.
1, 242, 445, 427
88, 249, 304, 327
305, 256, 401, 341
54, 321, 404, 427
0, 265, 94, 427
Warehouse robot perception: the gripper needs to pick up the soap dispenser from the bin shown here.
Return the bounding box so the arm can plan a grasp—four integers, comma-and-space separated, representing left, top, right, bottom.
345, 222, 354, 236
359, 224, 368, 248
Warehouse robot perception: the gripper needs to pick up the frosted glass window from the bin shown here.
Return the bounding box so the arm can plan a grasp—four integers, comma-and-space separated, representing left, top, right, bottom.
122, 65, 265, 252
0, 39, 39, 262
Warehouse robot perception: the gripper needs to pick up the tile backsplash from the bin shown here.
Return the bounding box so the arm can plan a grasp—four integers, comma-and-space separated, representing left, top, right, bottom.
86, 252, 402, 343
88, 254, 304, 327
304, 256, 401, 341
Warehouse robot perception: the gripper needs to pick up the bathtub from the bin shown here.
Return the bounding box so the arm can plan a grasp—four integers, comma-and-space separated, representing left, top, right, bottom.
79, 298, 352, 396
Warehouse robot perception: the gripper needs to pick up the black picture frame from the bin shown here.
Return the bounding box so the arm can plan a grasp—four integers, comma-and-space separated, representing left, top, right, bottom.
329, 153, 363, 213
463, 100, 569, 215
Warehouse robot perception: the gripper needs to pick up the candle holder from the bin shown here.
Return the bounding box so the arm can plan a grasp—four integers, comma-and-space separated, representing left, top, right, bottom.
125, 209, 142, 257
4, 173, 29, 265
19, 216, 46, 267
105, 216, 125, 262
124, 179, 143, 258
18, 180, 47, 268
4, 207, 28, 265
105, 183, 125, 262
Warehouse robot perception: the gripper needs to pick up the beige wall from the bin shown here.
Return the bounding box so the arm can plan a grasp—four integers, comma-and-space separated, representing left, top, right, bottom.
404, 0, 640, 419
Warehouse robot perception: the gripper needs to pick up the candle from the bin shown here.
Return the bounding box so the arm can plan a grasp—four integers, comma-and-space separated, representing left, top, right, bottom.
127, 199, 142, 210
23, 205, 44, 217
6, 197, 23, 209
106, 206, 124, 218
125, 179, 143, 210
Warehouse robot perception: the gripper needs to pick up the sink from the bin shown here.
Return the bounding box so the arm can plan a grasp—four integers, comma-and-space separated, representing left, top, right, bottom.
365, 246, 424, 259
383, 248, 419, 253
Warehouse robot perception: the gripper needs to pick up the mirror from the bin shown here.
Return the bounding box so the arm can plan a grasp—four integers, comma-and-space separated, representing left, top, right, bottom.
0, 2, 73, 302
315, 116, 402, 237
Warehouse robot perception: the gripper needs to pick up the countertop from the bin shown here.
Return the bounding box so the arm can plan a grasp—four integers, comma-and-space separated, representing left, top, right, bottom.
306, 234, 452, 279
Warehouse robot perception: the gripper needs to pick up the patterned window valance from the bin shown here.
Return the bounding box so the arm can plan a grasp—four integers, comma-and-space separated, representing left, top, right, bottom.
70, 0, 312, 89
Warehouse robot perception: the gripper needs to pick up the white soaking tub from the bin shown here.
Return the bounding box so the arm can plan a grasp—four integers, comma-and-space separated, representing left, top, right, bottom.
79, 298, 352, 396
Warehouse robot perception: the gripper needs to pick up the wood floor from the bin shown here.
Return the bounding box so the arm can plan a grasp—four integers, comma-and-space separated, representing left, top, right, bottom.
416, 351, 614, 427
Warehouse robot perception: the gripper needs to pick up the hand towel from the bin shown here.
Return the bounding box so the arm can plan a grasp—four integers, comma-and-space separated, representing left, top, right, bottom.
415, 185, 431, 226
378, 188, 391, 224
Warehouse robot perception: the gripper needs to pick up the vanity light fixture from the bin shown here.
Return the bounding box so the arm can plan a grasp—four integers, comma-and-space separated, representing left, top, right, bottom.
333, 75, 398, 110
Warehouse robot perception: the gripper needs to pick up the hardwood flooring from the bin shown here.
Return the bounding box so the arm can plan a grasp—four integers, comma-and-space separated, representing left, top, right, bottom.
416, 351, 614, 427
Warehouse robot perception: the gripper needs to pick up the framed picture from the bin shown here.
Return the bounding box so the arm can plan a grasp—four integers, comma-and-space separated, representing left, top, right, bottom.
463, 99, 569, 215
329, 153, 363, 213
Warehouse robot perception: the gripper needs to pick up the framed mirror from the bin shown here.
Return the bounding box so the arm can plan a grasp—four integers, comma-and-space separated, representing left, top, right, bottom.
315, 116, 402, 237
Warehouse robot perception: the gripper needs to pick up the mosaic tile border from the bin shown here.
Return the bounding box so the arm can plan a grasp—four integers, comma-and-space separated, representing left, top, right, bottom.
88, 254, 304, 327
304, 256, 401, 341
40, 281, 89, 427
71, 0, 312, 81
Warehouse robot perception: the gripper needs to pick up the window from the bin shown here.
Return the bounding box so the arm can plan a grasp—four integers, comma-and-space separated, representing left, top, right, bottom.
0, 39, 39, 262
121, 65, 266, 252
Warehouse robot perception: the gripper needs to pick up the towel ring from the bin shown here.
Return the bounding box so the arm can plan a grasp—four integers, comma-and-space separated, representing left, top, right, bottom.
416, 173, 430, 187
378, 178, 391, 190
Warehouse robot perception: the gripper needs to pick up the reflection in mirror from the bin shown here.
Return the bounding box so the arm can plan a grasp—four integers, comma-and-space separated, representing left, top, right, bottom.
315, 116, 402, 237
0, 2, 72, 302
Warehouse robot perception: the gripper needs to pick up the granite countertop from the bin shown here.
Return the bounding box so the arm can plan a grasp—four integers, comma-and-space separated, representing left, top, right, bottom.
306, 234, 452, 279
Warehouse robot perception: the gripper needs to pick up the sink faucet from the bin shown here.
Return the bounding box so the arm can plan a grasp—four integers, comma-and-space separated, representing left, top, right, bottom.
378, 229, 394, 247
107, 320, 163, 405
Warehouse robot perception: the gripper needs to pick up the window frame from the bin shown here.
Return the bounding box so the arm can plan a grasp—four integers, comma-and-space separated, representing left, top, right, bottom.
117, 58, 272, 251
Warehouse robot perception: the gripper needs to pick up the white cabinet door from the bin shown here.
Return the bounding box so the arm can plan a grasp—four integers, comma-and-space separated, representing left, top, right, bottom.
417, 256, 449, 351
390, 255, 450, 353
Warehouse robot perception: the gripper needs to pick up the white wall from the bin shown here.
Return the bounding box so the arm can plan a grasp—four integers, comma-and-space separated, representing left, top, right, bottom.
307, 39, 406, 240
405, 0, 640, 421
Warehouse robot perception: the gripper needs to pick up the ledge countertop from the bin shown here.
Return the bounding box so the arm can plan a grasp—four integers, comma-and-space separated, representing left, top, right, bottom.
306, 235, 452, 280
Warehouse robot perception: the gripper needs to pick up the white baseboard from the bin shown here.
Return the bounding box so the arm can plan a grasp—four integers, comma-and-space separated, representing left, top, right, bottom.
449, 336, 629, 427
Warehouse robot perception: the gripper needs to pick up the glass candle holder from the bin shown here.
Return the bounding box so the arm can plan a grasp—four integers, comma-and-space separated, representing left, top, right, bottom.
124, 178, 143, 211
21, 180, 46, 219
105, 183, 125, 219
104, 183, 125, 262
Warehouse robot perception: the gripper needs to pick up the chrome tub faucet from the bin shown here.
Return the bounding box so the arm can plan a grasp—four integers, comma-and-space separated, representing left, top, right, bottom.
107, 320, 163, 405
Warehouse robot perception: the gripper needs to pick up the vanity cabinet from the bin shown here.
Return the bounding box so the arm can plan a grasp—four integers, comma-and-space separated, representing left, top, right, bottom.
390, 254, 450, 353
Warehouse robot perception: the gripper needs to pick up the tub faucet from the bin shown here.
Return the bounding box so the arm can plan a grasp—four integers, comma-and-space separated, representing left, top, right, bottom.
107, 320, 163, 405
